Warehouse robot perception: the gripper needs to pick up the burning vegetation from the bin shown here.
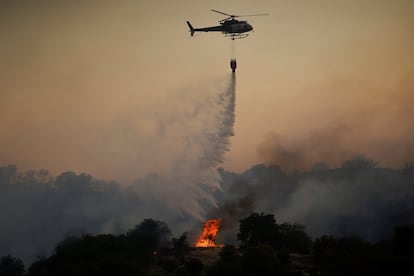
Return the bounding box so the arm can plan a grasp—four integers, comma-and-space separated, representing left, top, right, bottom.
195, 219, 221, 247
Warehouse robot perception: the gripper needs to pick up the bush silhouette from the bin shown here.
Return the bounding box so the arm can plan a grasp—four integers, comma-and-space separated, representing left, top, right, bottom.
0, 255, 24, 276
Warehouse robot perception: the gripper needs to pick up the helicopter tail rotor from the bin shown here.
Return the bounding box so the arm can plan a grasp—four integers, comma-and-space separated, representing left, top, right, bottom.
186, 21, 195, 36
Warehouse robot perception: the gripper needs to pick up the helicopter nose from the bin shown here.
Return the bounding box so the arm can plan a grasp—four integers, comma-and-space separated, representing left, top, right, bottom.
247, 24, 253, 31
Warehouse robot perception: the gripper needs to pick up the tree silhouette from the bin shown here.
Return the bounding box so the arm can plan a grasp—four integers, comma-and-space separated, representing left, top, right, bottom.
127, 218, 171, 254
393, 224, 414, 256
278, 223, 312, 253
172, 232, 189, 257
0, 165, 18, 185
0, 255, 24, 276
341, 156, 377, 170
28, 219, 172, 276
241, 245, 281, 276
207, 245, 242, 276
238, 212, 279, 247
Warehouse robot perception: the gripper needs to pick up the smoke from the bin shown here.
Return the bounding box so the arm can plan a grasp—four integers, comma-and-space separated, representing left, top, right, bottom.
210, 179, 256, 229
0, 167, 130, 265
215, 161, 414, 243
257, 126, 351, 172
256, 77, 414, 172
129, 74, 236, 221
0, 75, 236, 265
275, 164, 414, 240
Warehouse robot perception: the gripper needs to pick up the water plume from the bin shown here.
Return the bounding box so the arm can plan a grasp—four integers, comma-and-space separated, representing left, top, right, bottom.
130, 74, 236, 223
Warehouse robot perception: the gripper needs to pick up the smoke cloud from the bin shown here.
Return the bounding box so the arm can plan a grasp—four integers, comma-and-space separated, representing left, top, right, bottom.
257, 125, 352, 172
0, 75, 236, 265
214, 160, 414, 244
257, 86, 414, 172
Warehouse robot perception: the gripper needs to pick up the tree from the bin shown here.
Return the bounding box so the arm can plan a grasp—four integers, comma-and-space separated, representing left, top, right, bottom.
207, 245, 242, 276
341, 156, 377, 170
219, 245, 239, 263
241, 245, 281, 276
237, 212, 279, 247
313, 236, 374, 276
393, 224, 414, 256
185, 258, 204, 276
0, 165, 18, 185
127, 218, 171, 253
29, 219, 173, 275
0, 255, 24, 276
278, 223, 312, 254
172, 232, 189, 256
238, 213, 312, 254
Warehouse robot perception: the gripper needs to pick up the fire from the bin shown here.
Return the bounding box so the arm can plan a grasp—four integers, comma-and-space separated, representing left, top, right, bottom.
195, 219, 221, 247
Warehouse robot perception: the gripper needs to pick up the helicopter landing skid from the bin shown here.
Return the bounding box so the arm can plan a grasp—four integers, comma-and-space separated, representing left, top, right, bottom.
225, 33, 250, 40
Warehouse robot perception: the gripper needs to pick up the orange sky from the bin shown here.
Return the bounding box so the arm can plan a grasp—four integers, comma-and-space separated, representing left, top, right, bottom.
1, 0, 414, 182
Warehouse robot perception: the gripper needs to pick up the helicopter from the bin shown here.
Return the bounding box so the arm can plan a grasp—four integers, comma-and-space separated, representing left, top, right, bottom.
187, 9, 268, 40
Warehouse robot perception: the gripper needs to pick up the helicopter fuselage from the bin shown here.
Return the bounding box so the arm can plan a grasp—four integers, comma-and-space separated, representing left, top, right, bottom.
186, 19, 253, 38
221, 20, 253, 34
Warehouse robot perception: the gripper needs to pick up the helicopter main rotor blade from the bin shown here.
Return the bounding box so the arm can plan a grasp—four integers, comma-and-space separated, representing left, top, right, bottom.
237, 13, 269, 17
211, 9, 233, 17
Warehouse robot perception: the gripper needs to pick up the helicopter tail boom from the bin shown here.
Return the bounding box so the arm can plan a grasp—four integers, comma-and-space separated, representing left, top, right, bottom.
187, 21, 225, 36
186, 21, 195, 36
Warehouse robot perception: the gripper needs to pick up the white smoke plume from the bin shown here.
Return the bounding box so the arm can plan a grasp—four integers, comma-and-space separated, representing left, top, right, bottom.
130, 75, 236, 223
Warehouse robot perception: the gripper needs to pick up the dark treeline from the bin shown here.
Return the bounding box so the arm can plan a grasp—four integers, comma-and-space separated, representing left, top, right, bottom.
27, 219, 175, 276
2, 214, 414, 275
2, 156, 414, 271
209, 213, 414, 276
0, 165, 188, 265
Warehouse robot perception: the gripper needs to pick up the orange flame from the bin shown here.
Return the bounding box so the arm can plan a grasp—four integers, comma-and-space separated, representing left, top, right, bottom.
195, 219, 221, 247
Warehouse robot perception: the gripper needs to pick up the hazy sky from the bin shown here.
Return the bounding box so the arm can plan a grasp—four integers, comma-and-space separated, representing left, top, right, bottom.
1, 0, 414, 182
